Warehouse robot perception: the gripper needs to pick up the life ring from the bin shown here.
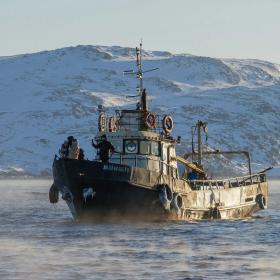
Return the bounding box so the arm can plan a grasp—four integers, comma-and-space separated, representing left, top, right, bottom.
49, 184, 59, 204
98, 112, 106, 132
162, 115, 174, 134
145, 112, 157, 129
256, 194, 266, 209
108, 117, 117, 132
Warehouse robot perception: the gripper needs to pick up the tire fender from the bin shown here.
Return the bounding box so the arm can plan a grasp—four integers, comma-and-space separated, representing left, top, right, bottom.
49, 183, 59, 204
171, 192, 183, 214
157, 184, 173, 211
256, 194, 267, 209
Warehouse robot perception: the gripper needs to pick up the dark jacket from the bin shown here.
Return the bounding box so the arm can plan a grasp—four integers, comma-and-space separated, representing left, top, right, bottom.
92, 140, 115, 162
188, 171, 198, 180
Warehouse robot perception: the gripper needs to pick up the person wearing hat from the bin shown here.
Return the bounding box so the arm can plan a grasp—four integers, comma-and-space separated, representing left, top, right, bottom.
92, 134, 115, 163
67, 136, 75, 146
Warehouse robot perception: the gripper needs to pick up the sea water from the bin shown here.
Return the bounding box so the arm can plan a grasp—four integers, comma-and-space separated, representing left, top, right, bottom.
0, 179, 279, 280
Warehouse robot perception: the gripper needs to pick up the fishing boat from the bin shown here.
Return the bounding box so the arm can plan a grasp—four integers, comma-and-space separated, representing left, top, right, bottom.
50, 43, 270, 221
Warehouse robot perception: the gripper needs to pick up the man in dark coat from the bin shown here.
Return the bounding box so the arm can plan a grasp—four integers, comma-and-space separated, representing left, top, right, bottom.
92, 134, 115, 163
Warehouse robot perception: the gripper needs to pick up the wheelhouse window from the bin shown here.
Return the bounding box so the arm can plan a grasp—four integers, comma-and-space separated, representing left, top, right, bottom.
124, 139, 160, 156
150, 141, 160, 156
110, 140, 122, 153
140, 140, 160, 156
140, 141, 150, 155
124, 140, 138, 154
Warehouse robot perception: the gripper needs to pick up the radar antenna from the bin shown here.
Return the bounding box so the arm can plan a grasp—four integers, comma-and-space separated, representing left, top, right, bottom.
123, 42, 159, 111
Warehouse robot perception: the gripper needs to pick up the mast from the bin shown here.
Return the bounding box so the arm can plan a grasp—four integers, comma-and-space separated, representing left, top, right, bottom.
196, 120, 207, 166
197, 121, 203, 166
136, 43, 143, 94
124, 42, 158, 111
136, 43, 148, 111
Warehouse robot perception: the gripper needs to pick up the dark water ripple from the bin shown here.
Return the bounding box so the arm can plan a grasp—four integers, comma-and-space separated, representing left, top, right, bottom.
0, 179, 279, 280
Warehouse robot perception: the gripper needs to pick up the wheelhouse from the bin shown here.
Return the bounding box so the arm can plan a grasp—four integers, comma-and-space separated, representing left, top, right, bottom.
95, 135, 178, 178
93, 43, 178, 178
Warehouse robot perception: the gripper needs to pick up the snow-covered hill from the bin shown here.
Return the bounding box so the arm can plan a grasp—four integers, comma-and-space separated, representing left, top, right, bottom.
0, 45, 279, 176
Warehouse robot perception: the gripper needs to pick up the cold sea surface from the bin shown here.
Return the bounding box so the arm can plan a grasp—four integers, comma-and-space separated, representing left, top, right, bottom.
0, 179, 279, 280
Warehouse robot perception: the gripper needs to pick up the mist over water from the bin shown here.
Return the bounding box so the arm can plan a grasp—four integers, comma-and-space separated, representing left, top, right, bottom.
0, 179, 279, 280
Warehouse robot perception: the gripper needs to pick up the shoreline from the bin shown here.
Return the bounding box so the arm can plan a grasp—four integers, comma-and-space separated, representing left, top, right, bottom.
0, 175, 52, 180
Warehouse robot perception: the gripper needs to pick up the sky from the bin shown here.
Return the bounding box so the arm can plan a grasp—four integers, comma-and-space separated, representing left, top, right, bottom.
1, 0, 280, 63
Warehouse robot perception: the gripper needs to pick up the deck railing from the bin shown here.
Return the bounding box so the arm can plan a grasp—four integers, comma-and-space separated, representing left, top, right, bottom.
98, 153, 267, 189
185, 172, 266, 191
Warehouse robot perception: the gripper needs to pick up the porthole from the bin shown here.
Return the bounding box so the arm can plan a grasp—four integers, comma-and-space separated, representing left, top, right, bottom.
125, 140, 138, 153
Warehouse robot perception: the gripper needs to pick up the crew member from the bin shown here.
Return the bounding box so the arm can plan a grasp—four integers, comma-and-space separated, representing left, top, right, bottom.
187, 162, 199, 180
187, 168, 198, 180
59, 140, 69, 158
68, 138, 79, 159
187, 162, 207, 180
92, 134, 115, 163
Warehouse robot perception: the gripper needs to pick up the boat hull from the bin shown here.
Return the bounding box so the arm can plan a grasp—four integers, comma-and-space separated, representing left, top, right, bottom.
52, 157, 166, 221
52, 157, 268, 221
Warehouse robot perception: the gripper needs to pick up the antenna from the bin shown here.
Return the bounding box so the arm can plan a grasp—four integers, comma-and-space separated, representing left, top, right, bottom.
123, 42, 159, 110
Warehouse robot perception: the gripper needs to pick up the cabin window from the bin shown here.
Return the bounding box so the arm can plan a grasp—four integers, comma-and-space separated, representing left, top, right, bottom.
124, 139, 160, 156
162, 144, 167, 161
124, 140, 138, 154
168, 146, 176, 161
140, 141, 150, 155
110, 140, 122, 153
150, 142, 160, 156
139, 141, 160, 156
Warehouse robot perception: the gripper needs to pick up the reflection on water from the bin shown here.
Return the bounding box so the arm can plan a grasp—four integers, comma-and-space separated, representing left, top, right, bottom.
0, 179, 279, 280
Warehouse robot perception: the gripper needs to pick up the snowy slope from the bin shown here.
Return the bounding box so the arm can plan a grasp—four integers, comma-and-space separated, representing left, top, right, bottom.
0, 45, 279, 176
